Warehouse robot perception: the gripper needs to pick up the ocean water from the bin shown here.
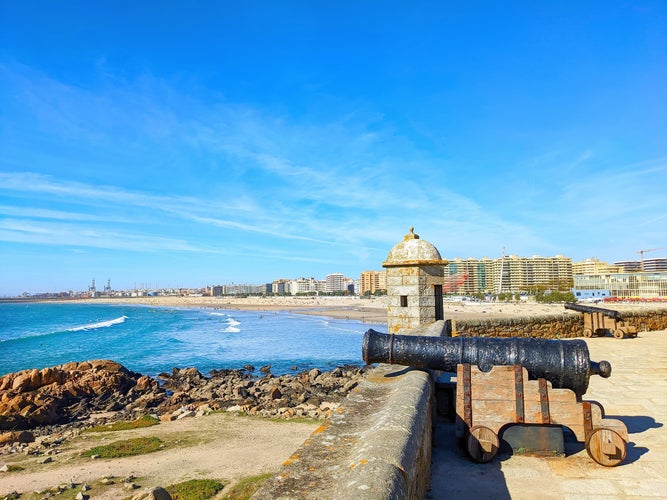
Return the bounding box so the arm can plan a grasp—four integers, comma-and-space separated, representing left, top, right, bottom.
0, 302, 386, 377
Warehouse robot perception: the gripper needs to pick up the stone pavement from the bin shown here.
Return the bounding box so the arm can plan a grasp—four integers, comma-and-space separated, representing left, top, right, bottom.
429, 330, 667, 499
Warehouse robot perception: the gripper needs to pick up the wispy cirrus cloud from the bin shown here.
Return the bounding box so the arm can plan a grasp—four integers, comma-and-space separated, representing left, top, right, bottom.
0, 218, 201, 253
2, 61, 665, 272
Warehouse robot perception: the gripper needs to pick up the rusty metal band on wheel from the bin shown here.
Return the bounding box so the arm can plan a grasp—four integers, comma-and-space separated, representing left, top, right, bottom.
514, 364, 525, 423
582, 401, 593, 438
462, 363, 472, 427
539, 378, 550, 423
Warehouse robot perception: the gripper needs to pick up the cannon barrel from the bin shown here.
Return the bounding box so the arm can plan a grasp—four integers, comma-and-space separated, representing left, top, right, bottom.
564, 302, 622, 320
362, 330, 612, 397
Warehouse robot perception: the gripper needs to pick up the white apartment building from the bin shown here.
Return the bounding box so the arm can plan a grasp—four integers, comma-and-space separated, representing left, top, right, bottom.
288, 277, 326, 295
325, 273, 346, 293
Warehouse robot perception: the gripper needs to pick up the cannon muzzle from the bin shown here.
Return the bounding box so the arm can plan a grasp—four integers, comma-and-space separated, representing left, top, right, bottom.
362, 329, 611, 397
564, 302, 622, 320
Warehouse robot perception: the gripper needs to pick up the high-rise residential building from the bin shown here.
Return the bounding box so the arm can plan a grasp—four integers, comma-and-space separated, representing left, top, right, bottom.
325, 273, 346, 293
445, 257, 492, 295
444, 255, 573, 294
573, 258, 623, 275
360, 270, 387, 295
492, 255, 573, 293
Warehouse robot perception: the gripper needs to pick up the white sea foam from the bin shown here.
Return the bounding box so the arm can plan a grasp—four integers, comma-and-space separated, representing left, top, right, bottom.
223, 326, 241, 333
67, 315, 128, 332
226, 318, 241, 327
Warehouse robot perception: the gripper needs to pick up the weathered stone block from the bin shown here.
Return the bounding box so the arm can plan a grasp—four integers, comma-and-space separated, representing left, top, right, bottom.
391, 286, 416, 296
386, 276, 403, 287
418, 296, 436, 308
421, 265, 445, 277
401, 275, 422, 286
419, 307, 437, 321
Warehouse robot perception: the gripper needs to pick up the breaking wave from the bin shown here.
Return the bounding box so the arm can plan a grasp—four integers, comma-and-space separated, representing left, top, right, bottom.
67, 316, 128, 332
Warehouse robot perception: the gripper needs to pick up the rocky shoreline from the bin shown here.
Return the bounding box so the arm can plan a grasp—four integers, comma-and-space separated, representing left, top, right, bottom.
0, 359, 369, 450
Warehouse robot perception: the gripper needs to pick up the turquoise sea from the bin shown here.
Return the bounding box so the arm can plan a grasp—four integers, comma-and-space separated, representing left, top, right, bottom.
0, 302, 386, 377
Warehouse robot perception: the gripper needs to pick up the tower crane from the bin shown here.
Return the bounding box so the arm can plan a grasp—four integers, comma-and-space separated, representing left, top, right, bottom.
636, 246, 667, 271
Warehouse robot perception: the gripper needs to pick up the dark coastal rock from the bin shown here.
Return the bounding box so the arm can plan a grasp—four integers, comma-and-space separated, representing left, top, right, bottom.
131, 486, 173, 500
0, 430, 34, 445
0, 360, 371, 434
0, 360, 160, 430
152, 363, 370, 420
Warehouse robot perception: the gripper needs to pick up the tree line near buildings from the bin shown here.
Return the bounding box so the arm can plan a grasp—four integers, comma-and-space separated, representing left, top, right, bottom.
442, 289, 575, 303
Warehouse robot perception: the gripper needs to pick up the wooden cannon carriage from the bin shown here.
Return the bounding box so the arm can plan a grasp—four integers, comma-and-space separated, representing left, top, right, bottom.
455, 364, 627, 466
565, 302, 638, 339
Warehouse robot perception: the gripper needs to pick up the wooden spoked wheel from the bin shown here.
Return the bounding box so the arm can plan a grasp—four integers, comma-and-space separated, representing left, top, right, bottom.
583, 328, 594, 338
466, 425, 499, 463
613, 329, 626, 339
586, 428, 627, 466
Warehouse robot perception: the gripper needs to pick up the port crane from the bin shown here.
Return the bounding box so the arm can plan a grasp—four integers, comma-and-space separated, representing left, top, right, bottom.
637, 246, 667, 271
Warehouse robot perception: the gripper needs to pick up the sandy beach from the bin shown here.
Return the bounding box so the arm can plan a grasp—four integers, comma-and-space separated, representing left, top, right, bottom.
72, 295, 667, 324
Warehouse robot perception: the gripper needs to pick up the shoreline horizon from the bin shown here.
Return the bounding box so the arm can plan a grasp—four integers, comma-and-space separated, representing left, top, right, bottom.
6, 294, 667, 324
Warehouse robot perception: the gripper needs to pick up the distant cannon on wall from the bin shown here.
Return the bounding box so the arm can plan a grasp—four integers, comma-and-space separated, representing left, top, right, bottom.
564, 302, 638, 339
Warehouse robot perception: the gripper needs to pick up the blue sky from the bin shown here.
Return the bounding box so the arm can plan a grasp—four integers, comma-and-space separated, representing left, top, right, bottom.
1, 2, 665, 296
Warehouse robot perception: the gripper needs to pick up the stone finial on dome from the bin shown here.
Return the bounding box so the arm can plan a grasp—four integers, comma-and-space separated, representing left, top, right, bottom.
383, 228, 448, 267
404, 227, 419, 240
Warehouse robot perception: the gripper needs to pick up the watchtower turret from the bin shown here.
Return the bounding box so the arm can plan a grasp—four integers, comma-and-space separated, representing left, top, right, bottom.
382, 228, 448, 334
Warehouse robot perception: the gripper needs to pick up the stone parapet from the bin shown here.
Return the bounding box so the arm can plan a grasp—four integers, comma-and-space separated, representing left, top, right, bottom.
252, 364, 434, 499
452, 308, 667, 338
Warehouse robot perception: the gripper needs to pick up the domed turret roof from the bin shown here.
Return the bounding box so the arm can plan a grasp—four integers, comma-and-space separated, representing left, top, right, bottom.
383, 227, 448, 267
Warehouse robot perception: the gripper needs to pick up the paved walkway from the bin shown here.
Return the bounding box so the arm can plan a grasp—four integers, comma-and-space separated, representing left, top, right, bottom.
429, 330, 667, 499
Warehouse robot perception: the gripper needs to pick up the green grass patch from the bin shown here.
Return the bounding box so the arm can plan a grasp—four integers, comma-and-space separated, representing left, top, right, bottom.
2, 464, 25, 472
166, 479, 225, 499
81, 436, 164, 458
222, 473, 273, 499
85, 414, 160, 433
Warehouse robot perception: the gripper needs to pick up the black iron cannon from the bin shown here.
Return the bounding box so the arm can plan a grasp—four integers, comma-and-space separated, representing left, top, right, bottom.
564, 302, 622, 319
564, 302, 637, 338
362, 329, 612, 397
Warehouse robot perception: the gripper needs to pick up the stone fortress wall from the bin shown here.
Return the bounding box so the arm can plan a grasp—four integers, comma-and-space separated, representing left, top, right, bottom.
453, 308, 667, 338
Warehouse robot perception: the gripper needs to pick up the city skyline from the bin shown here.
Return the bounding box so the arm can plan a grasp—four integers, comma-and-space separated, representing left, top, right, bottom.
1, 3, 666, 297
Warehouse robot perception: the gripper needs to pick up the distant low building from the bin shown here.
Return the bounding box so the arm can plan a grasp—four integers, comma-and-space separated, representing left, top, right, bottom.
288, 277, 326, 295
573, 272, 667, 299
571, 289, 611, 301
